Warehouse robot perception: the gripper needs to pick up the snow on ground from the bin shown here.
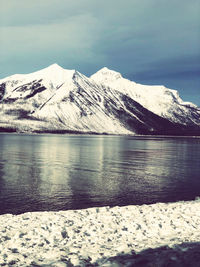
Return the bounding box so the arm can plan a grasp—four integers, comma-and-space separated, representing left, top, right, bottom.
0, 199, 200, 266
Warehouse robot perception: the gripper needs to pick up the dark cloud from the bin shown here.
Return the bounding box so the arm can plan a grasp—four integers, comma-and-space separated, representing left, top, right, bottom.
127, 55, 200, 104
129, 55, 200, 79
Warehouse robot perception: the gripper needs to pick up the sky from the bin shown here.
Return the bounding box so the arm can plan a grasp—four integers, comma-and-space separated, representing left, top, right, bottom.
0, 0, 199, 105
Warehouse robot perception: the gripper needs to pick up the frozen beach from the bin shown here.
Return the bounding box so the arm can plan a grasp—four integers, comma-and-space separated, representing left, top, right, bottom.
1, 200, 200, 266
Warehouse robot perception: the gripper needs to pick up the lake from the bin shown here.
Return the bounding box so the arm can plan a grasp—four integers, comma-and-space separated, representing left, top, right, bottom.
0, 133, 200, 214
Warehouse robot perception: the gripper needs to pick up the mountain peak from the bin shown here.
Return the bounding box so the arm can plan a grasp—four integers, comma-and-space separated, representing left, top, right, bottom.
31, 64, 76, 81
90, 67, 122, 83
46, 63, 63, 70
0, 64, 66, 82
41, 63, 71, 73
98, 67, 111, 72
96, 67, 122, 77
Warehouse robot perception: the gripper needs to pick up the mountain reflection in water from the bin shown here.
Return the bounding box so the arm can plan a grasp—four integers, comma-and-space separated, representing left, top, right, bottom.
0, 133, 200, 214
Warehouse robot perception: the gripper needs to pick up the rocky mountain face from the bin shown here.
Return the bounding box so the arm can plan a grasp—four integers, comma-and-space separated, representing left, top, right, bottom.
0, 64, 199, 135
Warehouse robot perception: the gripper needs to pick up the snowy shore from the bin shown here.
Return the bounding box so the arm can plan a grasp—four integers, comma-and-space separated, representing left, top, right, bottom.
1, 200, 200, 266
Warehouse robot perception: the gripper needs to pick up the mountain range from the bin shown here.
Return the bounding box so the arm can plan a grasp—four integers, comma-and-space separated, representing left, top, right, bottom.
0, 64, 199, 135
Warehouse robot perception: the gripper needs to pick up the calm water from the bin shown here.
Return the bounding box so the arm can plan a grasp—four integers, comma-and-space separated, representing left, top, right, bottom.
0, 133, 200, 214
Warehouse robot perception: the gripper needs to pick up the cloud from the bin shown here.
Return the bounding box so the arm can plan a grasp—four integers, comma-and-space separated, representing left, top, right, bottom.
129, 55, 200, 80
127, 54, 200, 105
0, 11, 105, 75
0, 1, 87, 27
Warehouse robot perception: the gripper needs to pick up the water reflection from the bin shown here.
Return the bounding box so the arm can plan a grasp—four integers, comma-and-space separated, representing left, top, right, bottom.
0, 134, 200, 214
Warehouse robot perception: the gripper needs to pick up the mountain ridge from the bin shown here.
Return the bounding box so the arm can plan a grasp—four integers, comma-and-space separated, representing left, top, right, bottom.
0, 64, 199, 135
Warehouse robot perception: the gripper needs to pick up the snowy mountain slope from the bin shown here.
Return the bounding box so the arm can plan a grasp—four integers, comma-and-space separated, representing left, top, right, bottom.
0, 65, 126, 134
0, 64, 199, 135
91, 67, 200, 126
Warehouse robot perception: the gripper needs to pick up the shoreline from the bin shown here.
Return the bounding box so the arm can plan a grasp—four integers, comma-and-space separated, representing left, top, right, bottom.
0, 130, 200, 138
1, 199, 200, 266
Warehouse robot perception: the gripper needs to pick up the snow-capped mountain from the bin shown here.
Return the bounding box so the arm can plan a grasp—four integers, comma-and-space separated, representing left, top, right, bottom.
0, 64, 199, 135
91, 67, 200, 126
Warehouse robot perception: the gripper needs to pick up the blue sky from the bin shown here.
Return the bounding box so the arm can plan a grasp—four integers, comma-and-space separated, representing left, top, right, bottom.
0, 0, 199, 105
